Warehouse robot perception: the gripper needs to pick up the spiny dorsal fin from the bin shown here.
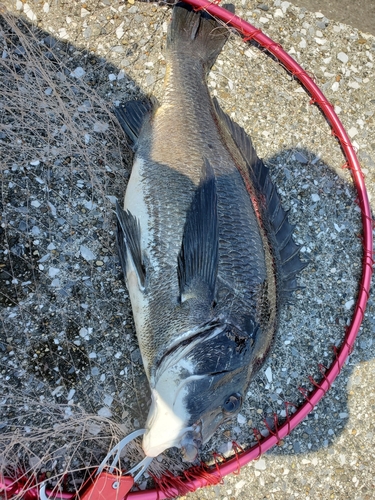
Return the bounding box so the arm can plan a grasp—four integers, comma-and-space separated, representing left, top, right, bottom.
177, 158, 218, 304
114, 99, 154, 151
116, 201, 145, 288
212, 97, 307, 298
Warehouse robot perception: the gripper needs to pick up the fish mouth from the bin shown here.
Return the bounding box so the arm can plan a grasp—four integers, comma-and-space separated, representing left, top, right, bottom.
143, 420, 202, 461
142, 379, 204, 458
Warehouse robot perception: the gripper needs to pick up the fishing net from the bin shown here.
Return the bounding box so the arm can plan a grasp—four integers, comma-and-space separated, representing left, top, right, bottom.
0, 0, 373, 499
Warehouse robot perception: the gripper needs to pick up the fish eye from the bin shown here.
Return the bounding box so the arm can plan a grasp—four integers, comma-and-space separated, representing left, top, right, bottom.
223, 393, 242, 413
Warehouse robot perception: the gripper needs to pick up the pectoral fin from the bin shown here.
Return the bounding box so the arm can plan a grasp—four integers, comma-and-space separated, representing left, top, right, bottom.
177, 159, 218, 304
116, 201, 145, 288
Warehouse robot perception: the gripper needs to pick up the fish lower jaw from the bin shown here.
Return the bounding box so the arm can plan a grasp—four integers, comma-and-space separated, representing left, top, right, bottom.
142, 428, 189, 457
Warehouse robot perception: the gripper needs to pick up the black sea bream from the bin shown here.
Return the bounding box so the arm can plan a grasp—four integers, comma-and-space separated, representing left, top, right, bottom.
115, 1, 305, 462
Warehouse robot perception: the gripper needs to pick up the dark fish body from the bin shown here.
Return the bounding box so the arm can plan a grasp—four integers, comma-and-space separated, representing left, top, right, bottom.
115, 2, 305, 461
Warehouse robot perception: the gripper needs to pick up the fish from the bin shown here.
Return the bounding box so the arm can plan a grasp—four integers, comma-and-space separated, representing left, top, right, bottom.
114, 1, 305, 462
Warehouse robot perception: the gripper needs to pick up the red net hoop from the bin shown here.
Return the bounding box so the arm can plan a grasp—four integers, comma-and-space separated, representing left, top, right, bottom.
0, 1, 373, 499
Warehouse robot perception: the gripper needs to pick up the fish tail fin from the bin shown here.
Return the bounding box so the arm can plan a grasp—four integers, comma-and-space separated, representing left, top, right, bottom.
167, 2, 235, 71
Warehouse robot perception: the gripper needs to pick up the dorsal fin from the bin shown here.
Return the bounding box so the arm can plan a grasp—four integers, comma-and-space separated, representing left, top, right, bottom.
212, 97, 307, 298
177, 158, 218, 304
116, 201, 145, 288
114, 99, 154, 151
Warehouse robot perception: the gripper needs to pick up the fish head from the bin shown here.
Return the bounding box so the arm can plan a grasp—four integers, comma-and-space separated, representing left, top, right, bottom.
143, 320, 256, 461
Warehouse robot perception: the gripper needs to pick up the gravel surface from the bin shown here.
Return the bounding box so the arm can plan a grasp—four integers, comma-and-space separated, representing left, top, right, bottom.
0, 0, 374, 499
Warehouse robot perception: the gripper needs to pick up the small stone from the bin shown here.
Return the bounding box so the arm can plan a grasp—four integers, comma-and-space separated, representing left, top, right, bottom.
259, 17, 269, 23
93, 121, 109, 133
58, 28, 68, 40
97, 407, 112, 418
106, 196, 118, 204
47, 201, 57, 216
103, 395, 113, 407
257, 4, 269, 11
348, 81, 360, 89
24, 4, 37, 21
116, 23, 124, 39
88, 423, 102, 435
254, 458, 267, 470
48, 267, 60, 278
234, 480, 246, 490
80, 245, 96, 261
294, 151, 308, 164
79, 327, 91, 339
146, 74, 155, 86
218, 441, 232, 456
274, 8, 283, 18
15, 46, 26, 56
108, 73, 117, 82
337, 52, 348, 64
39, 254, 50, 263
84, 201, 96, 210
237, 413, 246, 425
331, 81, 339, 92
30, 160, 40, 166
345, 299, 355, 310
293, 441, 301, 453
43, 2, 49, 13
81, 7, 90, 17
95, 260, 104, 266
315, 37, 327, 45
265, 366, 272, 383
348, 127, 358, 138
311, 193, 320, 202
67, 389, 75, 401
71, 67, 86, 78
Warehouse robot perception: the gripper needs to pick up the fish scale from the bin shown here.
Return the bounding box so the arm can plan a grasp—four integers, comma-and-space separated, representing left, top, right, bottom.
115, 1, 305, 462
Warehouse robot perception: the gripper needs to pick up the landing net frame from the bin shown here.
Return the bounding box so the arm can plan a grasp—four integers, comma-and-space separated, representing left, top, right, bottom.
0, 0, 373, 499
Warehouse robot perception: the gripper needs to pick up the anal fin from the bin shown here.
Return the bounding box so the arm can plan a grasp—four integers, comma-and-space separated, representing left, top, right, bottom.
116, 201, 145, 288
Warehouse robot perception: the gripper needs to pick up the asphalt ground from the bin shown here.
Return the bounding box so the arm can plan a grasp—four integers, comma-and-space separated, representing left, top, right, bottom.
293, 0, 375, 36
